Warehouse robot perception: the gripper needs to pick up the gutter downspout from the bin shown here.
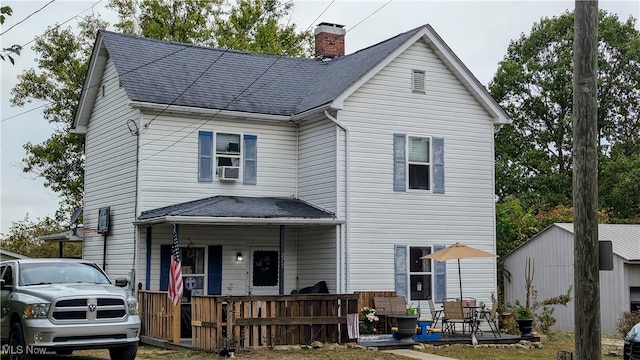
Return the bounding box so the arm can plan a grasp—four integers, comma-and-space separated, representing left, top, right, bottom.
324, 109, 349, 293
128, 119, 141, 295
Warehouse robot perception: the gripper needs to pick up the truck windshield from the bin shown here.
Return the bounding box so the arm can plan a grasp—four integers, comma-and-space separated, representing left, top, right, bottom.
20, 262, 111, 286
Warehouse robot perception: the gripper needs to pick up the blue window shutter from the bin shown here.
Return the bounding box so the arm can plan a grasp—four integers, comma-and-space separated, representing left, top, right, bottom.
434, 244, 447, 302
159, 245, 171, 291
433, 137, 445, 194
243, 134, 257, 185
394, 244, 408, 299
393, 133, 406, 192
207, 245, 223, 295
198, 131, 213, 182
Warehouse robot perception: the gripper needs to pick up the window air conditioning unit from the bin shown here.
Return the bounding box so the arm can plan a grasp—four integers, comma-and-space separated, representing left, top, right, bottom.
219, 166, 240, 181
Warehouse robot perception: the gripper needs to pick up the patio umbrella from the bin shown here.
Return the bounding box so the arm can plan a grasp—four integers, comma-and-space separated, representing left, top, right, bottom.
420, 242, 498, 300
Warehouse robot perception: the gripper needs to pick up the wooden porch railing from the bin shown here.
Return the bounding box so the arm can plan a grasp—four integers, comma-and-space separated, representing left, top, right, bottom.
138, 290, 176, 341
138, 291, 359, 351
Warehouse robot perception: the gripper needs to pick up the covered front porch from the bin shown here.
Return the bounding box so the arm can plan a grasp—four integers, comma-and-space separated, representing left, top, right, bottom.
135, 195, 346, 339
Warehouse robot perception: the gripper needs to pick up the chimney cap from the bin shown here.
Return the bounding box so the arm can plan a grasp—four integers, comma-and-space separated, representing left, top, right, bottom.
317, 22, 345, 28
315, 22, 346, 36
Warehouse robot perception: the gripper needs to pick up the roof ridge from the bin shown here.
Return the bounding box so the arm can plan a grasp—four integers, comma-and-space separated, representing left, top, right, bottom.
99, 29, 306, 60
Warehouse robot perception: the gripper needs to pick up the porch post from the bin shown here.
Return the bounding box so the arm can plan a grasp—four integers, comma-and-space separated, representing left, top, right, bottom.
280, 225, 285, 295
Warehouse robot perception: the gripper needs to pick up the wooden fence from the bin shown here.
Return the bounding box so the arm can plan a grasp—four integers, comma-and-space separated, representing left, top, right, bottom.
138, 291, 359, 351
138, 290, 176, 341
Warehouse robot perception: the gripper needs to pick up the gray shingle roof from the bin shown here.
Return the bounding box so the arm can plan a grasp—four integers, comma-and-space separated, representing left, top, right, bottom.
555, 223, 640, 261
138, 196, 336, 220
98, 26, 423, 116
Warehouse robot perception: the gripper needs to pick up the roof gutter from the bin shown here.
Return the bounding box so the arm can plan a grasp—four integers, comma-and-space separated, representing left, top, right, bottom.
291, 103, 335, 121
129, 101, 291, 122
133, 216, 344, 226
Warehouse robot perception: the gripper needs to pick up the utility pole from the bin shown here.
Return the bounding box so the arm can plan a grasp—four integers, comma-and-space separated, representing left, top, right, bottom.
573, 1, 600, 359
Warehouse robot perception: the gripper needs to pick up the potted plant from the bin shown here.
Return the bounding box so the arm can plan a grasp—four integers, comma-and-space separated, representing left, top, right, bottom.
515, 305, 533, 337
359, 307, 379, 334
392, 309, 418, 341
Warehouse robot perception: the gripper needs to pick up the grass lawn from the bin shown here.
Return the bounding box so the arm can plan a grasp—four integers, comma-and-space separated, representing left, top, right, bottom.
7, 332, 623, 360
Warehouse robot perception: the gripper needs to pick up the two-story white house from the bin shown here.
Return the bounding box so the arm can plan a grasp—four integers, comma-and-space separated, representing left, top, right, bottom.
73, 23, 508, 317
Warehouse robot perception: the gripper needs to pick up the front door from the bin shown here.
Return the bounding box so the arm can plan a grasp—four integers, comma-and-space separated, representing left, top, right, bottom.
249, 247, 279, 295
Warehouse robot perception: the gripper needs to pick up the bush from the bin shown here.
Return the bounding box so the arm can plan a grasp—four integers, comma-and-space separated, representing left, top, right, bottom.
617, 310, 640, 337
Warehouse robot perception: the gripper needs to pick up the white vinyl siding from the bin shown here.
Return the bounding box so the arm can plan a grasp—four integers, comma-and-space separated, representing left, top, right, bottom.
341, 40, 497, 305
296, 226, 337, 293
83, 57, 139, 280
137, 116, 297, 211
298, 118, 337, 213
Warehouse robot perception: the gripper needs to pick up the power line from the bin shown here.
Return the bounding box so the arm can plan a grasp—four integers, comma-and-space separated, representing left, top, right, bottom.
140, 0, 396, 162
0, 103, 50, 123
139, 0, 338, 157
0, 0, 57, 36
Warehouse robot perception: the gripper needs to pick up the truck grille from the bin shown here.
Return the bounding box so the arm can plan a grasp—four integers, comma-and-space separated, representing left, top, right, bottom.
51, 297, 127, 323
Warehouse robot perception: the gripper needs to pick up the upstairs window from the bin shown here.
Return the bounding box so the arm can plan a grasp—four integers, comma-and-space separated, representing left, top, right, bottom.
215, 133, 241, 170
408, 136, 430, 190
198, 131, 257, 184
394, 133, 444, 193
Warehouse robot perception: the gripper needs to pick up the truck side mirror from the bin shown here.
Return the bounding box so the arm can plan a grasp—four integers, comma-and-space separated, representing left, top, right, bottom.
0, 279, 11, 290
114, 278, 129, 288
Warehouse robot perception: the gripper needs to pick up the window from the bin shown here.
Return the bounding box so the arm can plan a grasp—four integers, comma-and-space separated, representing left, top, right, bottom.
408, 136, 431, 190
198, 131, 258, 184
412, 70, 426, 93
198, 131, 213, 182
393, 134, 444, 193
180, 247, 205, 303
1, 265, 12, 286
409, 246, 432, 301
216, 133, 241, 170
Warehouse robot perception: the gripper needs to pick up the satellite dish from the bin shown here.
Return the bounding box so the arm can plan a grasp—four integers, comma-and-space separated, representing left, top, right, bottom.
70, 207, 83, 225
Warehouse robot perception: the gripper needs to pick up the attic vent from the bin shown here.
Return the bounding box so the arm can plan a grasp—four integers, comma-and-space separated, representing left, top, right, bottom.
412, 70, 426, 93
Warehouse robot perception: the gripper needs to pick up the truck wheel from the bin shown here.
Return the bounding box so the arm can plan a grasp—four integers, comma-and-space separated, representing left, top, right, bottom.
108, 343, 137, 360
55, 350, 73, 355
9, 322, 30, 360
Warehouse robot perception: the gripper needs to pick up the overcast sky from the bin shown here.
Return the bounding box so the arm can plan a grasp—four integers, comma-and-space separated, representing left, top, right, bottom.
1, 0, 638, 234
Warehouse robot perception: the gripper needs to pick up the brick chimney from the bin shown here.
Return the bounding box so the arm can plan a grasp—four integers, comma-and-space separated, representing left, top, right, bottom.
314, 22, 345, 59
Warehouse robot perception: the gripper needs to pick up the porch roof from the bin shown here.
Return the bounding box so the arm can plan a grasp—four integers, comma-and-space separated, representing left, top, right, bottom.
135, 196, 342, 226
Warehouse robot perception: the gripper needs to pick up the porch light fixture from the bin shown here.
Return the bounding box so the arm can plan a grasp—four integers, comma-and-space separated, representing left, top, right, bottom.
236, 252, 243, 262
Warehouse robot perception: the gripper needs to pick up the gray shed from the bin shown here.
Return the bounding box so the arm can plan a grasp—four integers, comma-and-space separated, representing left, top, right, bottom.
502, 223, 640, 334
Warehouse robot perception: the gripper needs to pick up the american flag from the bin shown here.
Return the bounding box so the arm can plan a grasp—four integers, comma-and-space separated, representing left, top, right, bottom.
168, 224, 183, 306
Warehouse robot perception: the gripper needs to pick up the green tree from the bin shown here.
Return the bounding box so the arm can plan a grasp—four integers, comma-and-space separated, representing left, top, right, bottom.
1, 6, 23, 64
108, 0, 220, 44
214, 0, 313, 57
12, 0, 311, 222
599, 149, 640, 221
490, 10, 640, 211
495, 197, 540, 257
0, 215, 81, 258
109, 0, 312, 56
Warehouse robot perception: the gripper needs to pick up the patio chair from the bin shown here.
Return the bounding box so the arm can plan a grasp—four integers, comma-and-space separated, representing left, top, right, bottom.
442, 300, 475, 335
428, 298, 443, 329
479, 300, 501, 338
373, 296, 407, 332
